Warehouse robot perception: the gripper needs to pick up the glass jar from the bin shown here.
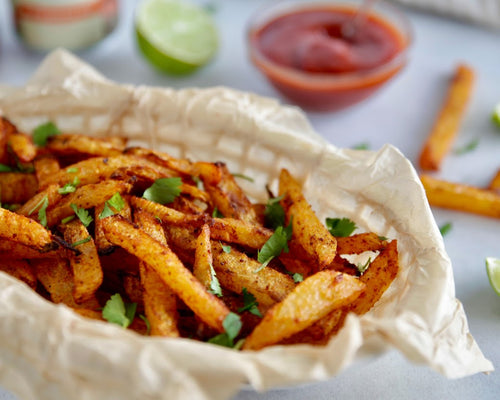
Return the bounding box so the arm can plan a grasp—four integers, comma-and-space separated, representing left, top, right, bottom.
12, 0, 119, 51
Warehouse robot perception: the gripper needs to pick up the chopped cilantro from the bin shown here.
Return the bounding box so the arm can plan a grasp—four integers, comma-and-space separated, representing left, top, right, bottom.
326, 217, 357, 237
292, 273, 303, 283
439, 222, 453, 236
71, 236, 92, 247
32, 121, 60, 147
237, 288, 262, 317
70, 203, 93, 227
102, 293, 137, 329
99, 192, 125, 219
0, 163, 14, 172
28, 195, 49, 227
58, 176, 80, 195
221, 243, 231, 253
357, 257, 372, 274
143, 177, 182, 205
454, 138, 479, 155
66, 167, 79, 174
255, 218, 293, 273
264, 195, 285, 230
207, 312, 242, 348
61, 215, 75, 224
352, 142, 370, 150
208, 263, 222, 297
139, 314, 151, 335
212, 207, 224, 218
378, 236, 388, 241
232, 173, 254, 183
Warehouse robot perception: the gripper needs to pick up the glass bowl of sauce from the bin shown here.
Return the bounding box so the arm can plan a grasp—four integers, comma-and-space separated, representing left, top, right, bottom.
247, 0, 413, 112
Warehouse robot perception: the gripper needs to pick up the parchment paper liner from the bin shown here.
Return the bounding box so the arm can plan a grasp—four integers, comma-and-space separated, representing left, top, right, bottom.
0, 50, 493, 400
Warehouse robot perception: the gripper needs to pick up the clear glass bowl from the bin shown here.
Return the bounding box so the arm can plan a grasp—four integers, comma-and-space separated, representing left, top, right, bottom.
247, 0, 413, 112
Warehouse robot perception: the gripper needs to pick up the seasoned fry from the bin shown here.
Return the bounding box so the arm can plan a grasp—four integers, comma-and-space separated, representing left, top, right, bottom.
421, 174, 500, 218
209, 217, 272, 249
0, 117, 17, 163
34, 155, 60, 188
0, 208, 56, 251
124, 147, 194, 176
419, 64, 475, 171
243, 271, 365, 350
194, 161, 259, 224
60, 219, 103, 304
16, 184, 62, 218
279, 169, 337, 270
488, 169, 500, 193
134, 209, 180, 337
94, 197, 132, 254
0, 239, 61, 259
101, 215, 230, 332
0, 172, 38, 203
193, 224, 214, 290
8, 131, 37, 163
0, 258, 37, 289
46, 133, 127, 157
336, 232, 386, 255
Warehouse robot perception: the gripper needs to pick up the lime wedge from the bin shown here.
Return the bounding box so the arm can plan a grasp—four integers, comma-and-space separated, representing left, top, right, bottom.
486, 257, 500, 296
135, 0, 218, 75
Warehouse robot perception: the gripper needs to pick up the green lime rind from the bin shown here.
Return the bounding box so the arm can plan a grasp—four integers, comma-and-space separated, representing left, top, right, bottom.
136, 29, 199, 76
486, 257, 500, 297
135, 0, 218, 76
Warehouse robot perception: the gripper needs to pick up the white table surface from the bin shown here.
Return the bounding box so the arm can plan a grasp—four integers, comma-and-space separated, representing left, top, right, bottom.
0, 1, 499, 399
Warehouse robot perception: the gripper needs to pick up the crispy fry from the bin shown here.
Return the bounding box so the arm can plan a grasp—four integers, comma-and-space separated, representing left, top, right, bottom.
0, 117, 17, 163
94, 197, 131, 254
350, 240, 399, 315
0, 258, 37, 289
46, 134, 127, 157
124, 147, 194, 176
0, 172, 38, 203
60, 219, 103, 304
16, 184, 62, 219
0, 239, 61, 259
134, 209, 179, 337
336, 232, 386, 255
421, 174, 500, 218
243, 271, 365, 350
33, 257, 75, 305
193, 224, 215, 290
488, 169, 500, 193
101, 215, 230, 332
419, 64, 475, 171
34, 155, 60, 188
8, 132, 37, 163
279, 169, 337, 270
0, 208, 56, 251
194, 161, 259, 224
209, 217, 272, 249
46, 180, 132, 227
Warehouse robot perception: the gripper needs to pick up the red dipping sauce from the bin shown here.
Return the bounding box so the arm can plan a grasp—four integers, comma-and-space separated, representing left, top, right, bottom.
248, 2, 412, 111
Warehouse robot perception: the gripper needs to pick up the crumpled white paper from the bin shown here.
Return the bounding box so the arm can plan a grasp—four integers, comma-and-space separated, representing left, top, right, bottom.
0, 50, 493, 400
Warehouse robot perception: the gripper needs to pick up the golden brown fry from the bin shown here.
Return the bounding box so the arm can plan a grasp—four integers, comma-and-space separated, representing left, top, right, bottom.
488, 169, 500, 193
34, 155, 60, 188
0, 258, 37, 289
60, 219, 103, 304
421, 174, 500, 218
279, 169, 337, 270
46, 180, 132, 227
101, 215, 230, 332
209, 217, 272, 249
134, 209, 179, 337
94, 197, 131, 254
33, 257, 74, 304
0, 172, 38, 203
0, 239, 61, 259
8, 132, 37, 163
46, 134, 127, 157
124, 147, 194, 176
419, 64, 475, 171
0, 117, 17, 164
336, 232, 386, 255
194, 161, 259, 224
16, 184, 62, 219
350, 240, 399, 315
212, 241, 295, 309
193, 224, 215, 290
243, 271, 365, 350
0, 208, 56, 252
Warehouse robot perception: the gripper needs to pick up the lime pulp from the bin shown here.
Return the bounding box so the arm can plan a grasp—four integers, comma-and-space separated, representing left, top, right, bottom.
135, 0, 218, 75
486, 257, 500, 297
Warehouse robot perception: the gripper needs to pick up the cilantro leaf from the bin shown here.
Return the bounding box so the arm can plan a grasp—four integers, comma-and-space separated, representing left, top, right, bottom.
28, 195, 49, 227
238, 288, 262, 317
99, 192, 125, 219
71, 236, 92, 247
221, 243, 231, 253
255, 218, 293, 273
357, 257, 372, 274
264, 195, 285, 230
102, 293, 136, 328
232, 173, 254, 183
139, 314, 151, 335
208, 263, 222, 297
212, 207, 224, 218
454, 138, 479, 155
352, 142, 370, 150
66, 167, 79, 174
58, 176, 80, 195
143, 177, 182, 205
326, 217, 357, 237
61, 215, 75, 224
32, 121, 60, 147
0, 163, 14, 172
207, 312, 242, 348
439, 222, 453, 236
70, 203, 93, 227
292, 273, 303, 283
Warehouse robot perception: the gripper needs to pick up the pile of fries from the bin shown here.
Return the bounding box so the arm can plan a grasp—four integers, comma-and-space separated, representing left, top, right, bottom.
418, 63, 500, 218
0, 117, 399, 350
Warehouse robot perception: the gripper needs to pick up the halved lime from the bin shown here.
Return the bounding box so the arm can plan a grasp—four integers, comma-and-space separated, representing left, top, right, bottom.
135, 0, 218, 75
486, 257, 500, 296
